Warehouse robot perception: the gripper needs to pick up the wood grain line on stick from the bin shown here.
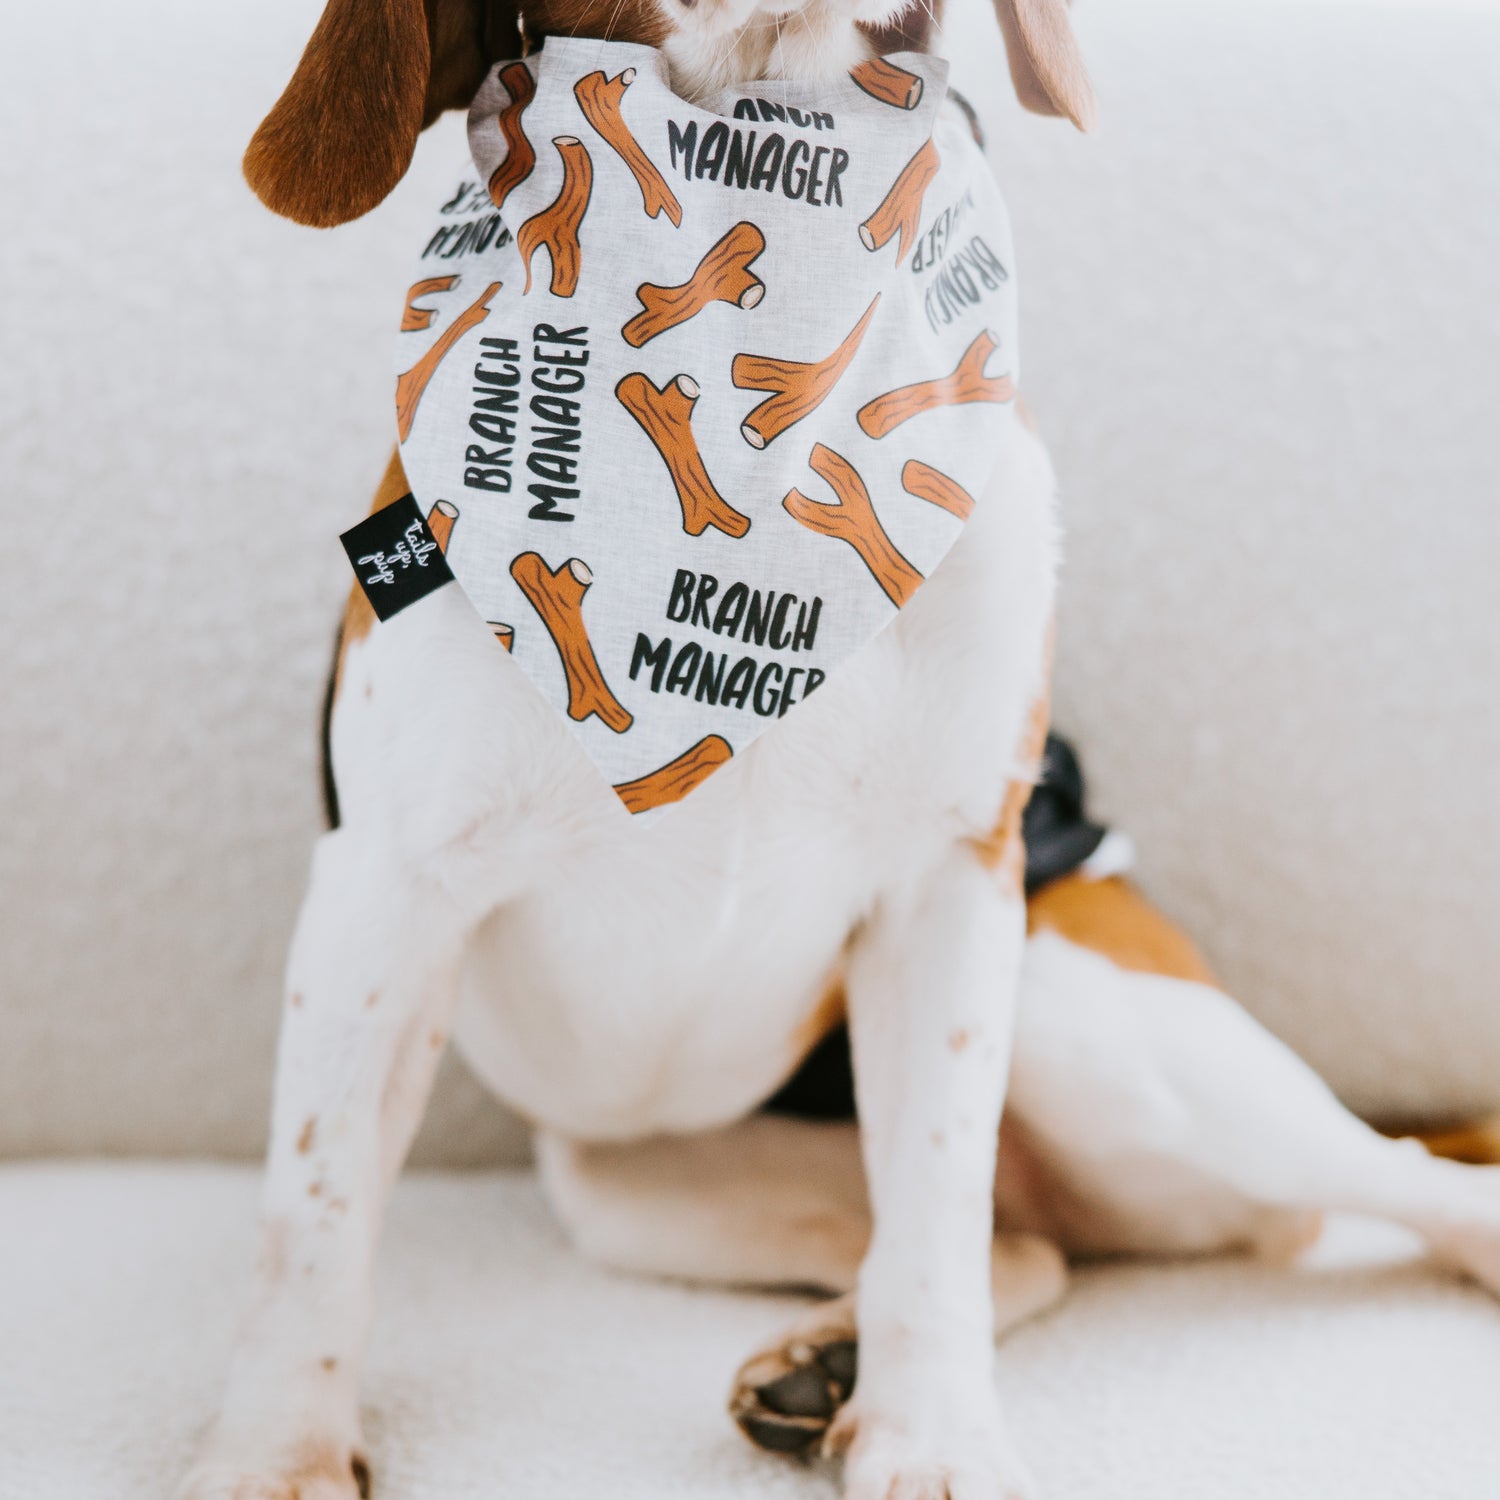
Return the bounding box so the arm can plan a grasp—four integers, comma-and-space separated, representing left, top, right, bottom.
850, 58, 924, 109
395, 281, 501, 442
575, 69, 683, 226
900, 459, 975, 520
517, 136, 593, 296
783, 444, 923, 608
859, 137, 939, 257
732, 295, 879, 450
401, 276, 459, 332
486, 61, 538, 212
616, 373, 751, 538
857, 330, 1014, 438
623, 222, 765, 347
613, 735, 733, 814
509, 553, 633, 733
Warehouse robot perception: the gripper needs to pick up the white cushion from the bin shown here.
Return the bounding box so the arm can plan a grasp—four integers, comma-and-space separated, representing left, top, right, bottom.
4, 1163, 1500, 1499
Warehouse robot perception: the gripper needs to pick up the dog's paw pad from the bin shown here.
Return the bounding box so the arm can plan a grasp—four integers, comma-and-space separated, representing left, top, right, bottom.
730, 1329, 858, 1456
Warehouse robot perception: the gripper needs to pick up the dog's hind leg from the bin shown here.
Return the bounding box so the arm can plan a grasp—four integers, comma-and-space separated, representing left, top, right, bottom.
1007, 928, 1500, 1290
535, 1119, 1065, 1456
179, 828, 482, 1500
536, 1116, 873, 1292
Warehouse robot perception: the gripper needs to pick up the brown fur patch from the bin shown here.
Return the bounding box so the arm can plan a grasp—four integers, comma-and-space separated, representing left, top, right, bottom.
1410, 1116, 1500, 1165
789, 970, 848, 1066
246, 0, 520, 228
1026, 873, 1218, 986
245, 0, 430, 227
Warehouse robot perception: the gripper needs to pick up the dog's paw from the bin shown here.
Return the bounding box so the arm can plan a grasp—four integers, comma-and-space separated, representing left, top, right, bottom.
829, 1393, 1039, 1500
1421, 1163, 1500, 1298
176, 1446, 371, 1500
729, 1294, 859, 1455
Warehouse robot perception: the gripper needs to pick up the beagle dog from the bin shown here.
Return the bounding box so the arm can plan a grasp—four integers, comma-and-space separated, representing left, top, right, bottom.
181, 1, 1500, 1497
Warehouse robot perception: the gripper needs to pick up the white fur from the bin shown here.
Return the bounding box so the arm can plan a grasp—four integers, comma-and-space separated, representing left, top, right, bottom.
182, 1, 1500, 1497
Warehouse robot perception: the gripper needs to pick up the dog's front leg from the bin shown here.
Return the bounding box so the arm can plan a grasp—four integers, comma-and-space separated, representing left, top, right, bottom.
181, 827, 473, 1500
834, 846, 1035, 1500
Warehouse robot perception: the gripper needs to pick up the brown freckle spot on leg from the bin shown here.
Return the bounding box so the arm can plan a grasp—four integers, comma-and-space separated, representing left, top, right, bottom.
365, 991, 380, 1009
364, 682, 372, 700
931, 1130, 945, 1147
948, 1028, 969, 1053
321, 1356, 338, 1372
297, 1116, 317, 1154
309, 1180, 324, 1197
290, 991, 303, 1009
429, 1030, 447, 1049
328, 1197, 348, 1214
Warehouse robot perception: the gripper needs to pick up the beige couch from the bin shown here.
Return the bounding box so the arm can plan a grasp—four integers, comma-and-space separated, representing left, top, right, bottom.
3, 0, 1499, 1494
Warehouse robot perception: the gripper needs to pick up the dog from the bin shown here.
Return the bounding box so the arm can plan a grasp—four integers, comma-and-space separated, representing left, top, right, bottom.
181, 1, 1500, 1497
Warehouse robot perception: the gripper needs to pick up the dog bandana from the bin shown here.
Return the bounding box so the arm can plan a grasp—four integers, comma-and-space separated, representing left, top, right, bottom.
381, 36, 1019, 819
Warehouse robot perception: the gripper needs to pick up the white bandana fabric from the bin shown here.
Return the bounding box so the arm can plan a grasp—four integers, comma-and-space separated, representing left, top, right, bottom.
394, 36, 1019, 818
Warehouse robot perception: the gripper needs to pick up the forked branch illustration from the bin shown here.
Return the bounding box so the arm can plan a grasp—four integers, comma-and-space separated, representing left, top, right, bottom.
858, 330, 1014, 438
575, 69, 684, 226
732, 295, 880, 450
517, 136, 593, 296
783, 444, 923, 608
859, 137, 940, 257
395, 281, 501, 442
509, 553, 634, 733
616, 373, 752, 538
623, 222, 766, 347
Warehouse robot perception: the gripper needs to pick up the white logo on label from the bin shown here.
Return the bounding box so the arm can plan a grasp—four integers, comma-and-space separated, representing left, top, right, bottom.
358, 521, 439, 586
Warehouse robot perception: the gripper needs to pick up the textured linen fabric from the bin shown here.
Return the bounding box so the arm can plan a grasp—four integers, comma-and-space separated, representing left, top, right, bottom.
2, 0, 1500, 1159
5, 1161, 1500, 1500
392, 40, 1016, 815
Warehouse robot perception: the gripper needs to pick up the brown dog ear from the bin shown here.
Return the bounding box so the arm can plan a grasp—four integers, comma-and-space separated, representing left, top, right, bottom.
991, 0, 1095, 132
245, 0, 516, 228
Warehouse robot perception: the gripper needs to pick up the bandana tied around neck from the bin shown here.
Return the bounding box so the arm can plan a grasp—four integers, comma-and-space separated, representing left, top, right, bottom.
391, 37, 1019, 820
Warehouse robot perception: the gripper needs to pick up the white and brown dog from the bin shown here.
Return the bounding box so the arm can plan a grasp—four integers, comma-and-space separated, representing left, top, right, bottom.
182, 1, 1500, 1497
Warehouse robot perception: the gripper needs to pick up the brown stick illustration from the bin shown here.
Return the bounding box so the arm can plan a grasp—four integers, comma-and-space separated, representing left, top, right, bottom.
517, 137, 593, 296
850, 58, 924, 110
901, 459, 975, 520
509, 553, 633, 733
613, 735, 733, 815
574, 69, 683, 227
489, 622, 515, 652
859, 137, 940, 257
395, 281, 502, 442
615, 373, 751, 538
486, 60, 537, 212
732, 295, 880, 450
401, 275, 459, 332
622, 223, 766, 348
857, 329, 1014, 439
425, 499, 459, 550
783, 444, 923, 608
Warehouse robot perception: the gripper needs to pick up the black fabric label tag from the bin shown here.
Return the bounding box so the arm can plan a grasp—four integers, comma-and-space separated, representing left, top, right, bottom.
340, 493, 454, 622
